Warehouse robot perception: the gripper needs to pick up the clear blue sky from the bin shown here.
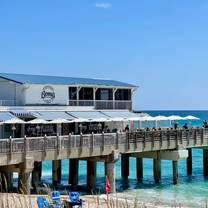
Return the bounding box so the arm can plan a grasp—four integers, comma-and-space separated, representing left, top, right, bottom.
0, 0, 207, 110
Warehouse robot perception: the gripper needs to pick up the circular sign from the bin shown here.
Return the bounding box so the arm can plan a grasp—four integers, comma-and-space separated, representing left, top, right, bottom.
41, 86, 55, 104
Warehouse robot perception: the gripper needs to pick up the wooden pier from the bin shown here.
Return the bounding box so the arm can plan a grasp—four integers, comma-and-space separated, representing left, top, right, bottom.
0, 128, 208, 194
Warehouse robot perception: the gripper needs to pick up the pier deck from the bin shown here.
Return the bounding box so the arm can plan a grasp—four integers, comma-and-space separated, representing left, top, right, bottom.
0, 128, 207, 194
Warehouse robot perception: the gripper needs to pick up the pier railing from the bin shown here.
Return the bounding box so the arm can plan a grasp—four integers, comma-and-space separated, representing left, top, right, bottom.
0, 128, 208, 155
68, 100, 132, 110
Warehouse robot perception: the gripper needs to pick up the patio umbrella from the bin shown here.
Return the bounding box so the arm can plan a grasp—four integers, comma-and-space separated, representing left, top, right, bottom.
167, 115, 184, 126
3, 117, 26, 124
167, 115, 184, 120
27, 118, 49, 124
183, 115, 200, 120
49, 118, 73, 124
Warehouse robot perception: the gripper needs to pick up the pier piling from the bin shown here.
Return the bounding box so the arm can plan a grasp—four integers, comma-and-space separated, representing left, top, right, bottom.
69, 159, 79, 189
121, 154, 129, 180
87, 160, 97, 191
52, 160, 62, 188
136, 158, 143, 182
18, 171, 31, 194
187, 148, 192, 175
32, 161, 42, 191
203, 149, 208, 176
153, 158, 161, 183
105, 161, 116, 193
1, 172, 13, 192
172, 160, 178, 185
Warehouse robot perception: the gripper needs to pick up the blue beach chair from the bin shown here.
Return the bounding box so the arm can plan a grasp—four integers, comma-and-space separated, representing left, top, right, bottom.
37, 196, 49, 208
69, 192, 83, 207
51, 191, 61, 208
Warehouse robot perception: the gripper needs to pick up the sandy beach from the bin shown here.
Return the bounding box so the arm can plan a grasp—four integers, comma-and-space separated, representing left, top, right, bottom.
0, 193, 189, 208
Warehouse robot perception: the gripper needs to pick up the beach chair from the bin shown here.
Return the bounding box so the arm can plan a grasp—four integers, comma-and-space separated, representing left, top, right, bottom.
69, 192, 83, 208
51, 191, 62, 208
37, 196, 49, 208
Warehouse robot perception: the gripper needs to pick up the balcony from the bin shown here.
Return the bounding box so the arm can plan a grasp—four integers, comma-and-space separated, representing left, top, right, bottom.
68, 100, 132, 110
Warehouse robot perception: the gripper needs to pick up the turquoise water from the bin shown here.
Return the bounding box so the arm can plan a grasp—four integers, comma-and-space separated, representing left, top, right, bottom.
41, 111, 208, 207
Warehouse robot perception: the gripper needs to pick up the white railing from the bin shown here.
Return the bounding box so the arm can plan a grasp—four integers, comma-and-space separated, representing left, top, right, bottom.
68, 100, 132, 110
0, 100, 15, 106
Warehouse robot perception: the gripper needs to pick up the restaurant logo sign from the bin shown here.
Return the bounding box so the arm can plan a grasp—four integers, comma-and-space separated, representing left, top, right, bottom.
41, 86, 55, 104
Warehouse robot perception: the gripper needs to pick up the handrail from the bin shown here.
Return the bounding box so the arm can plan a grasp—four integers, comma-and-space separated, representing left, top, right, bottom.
0, 128, 207, 155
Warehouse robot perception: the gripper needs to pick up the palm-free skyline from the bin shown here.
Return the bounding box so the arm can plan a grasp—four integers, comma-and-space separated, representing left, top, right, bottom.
0, 0, 207, 110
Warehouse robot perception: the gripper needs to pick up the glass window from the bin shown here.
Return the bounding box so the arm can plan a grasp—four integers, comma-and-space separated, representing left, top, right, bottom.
79, 88, 93, 100
69, 87, 77, 100
96, 89, 113, 100
115, 89, 131, 100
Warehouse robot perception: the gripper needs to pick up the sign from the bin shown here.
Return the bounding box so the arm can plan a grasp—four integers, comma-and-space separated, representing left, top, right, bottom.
41, 86, 55, 104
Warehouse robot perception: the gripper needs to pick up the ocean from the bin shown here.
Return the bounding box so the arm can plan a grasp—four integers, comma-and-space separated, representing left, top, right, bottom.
41, 111, 208, 207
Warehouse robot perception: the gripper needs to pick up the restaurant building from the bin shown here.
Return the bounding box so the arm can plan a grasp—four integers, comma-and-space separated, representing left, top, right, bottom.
0, 73, 140, 138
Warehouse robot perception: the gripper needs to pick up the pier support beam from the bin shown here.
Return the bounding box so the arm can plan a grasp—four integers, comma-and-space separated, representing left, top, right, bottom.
69, 159, 79, 189
172, 160, 178, 185
52, 160, 62, 189
203, 149, 208, 176
136, 158, 143, 182
32, 161, 42, 192
153, 159, 161, 183
121, 154, 129, 180
105, 162, 116, 193
0, 172, 13, 192
18, 171, 31, 195
187, 149, 192, 175
87, 161, 97, 191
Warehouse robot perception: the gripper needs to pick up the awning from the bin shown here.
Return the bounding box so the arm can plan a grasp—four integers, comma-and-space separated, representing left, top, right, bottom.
11, 110, 35, 118
100, 110, 142, 121
67, 111, 111, 122
32, 111, 75, 121
0, 112, 25, 124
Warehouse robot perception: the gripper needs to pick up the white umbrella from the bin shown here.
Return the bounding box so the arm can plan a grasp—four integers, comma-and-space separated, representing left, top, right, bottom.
4, 118, 26, 124
154, 116, 169, 121
167, 115, 184, 120
88, 118, 111, 122
49, 118, 72, 124
73, 118, 90, 123
184, 115, 200, 120
28, 118, 49, 124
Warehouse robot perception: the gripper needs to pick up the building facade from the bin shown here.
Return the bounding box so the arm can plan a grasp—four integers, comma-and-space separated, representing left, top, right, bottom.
0, 73, 137, 110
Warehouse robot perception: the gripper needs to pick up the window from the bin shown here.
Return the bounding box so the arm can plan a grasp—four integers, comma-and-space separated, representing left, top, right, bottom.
79, 88, 93, 100
69, 87, 77, 100
96, 89, 113, 100
115, 89, 131, 100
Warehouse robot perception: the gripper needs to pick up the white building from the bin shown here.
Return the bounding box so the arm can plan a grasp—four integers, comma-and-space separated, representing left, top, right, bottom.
0, 73, 141, 138
0, 73, 137, 110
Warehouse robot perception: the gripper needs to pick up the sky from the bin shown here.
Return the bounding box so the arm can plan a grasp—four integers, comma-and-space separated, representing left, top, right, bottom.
0, 0, 208, 110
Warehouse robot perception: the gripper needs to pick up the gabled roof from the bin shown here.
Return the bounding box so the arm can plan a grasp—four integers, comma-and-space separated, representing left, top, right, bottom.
0, 72, 137, 88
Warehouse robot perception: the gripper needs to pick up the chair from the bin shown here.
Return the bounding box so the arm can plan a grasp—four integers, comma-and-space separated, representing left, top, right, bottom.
37, 196, 49, 208
69, 192, 83, 208
51, 191, 61, 208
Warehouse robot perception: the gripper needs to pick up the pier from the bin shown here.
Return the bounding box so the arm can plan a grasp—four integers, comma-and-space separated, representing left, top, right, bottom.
0, 128, 207, 194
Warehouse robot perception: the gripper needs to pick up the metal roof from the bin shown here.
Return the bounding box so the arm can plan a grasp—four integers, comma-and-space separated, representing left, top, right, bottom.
0, 72, 136, 88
